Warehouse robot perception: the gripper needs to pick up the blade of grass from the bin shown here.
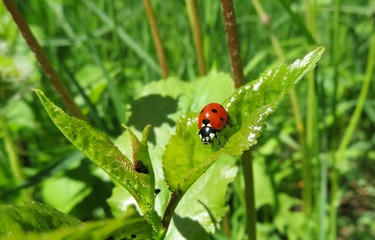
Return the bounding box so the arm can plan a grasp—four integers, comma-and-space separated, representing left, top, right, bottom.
61, 62, 109, 133
278, 0, 316, 45
86, 38, 125, 124
186, 0, 207, 76
143, 0, 169, 79
83, 0, 161, 74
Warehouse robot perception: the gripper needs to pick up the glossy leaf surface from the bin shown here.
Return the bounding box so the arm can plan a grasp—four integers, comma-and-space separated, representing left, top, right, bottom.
163, 47, 325, 193
35, 90, 161, 231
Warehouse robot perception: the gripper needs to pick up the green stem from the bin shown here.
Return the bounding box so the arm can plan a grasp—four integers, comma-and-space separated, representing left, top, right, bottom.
304, 0, 318, 227
327, 0, 341, 239
3, 0, 86, 121
143, 0, 169, 79
305, 72, 315, 218
336, 34, 375, 160
186, 0, 207, 76
160, 192, 184, 236
242, 150, 256, 240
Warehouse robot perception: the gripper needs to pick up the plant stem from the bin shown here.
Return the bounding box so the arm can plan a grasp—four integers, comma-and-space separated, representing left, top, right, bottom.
186, 0, 207, 76
3, 0, 86, 121
242, 150, 256, 240
304, 0, 318, 228
161, 192, 184, 233
305, 72, 315, 218
221, 1, 255, 239
143, 0, 169, 79
220, 0, 245, 88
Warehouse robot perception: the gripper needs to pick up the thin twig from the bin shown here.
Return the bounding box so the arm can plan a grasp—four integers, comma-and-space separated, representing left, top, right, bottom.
3, 0, 86, 120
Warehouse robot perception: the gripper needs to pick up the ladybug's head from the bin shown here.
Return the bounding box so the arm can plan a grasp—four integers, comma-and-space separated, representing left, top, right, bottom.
198, 126, 217, 144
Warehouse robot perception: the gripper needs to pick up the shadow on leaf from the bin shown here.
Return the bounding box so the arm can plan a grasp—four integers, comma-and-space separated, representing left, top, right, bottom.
173, 214, 211, 239
127, 94, 177, 143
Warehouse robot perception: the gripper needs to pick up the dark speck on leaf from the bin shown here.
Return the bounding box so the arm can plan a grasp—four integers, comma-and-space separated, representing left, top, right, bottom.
133, 160, 149, 174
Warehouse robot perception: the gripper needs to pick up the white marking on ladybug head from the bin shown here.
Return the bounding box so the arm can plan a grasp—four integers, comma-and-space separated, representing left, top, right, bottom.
201, 122, 212, 127
209, 133, 216, 139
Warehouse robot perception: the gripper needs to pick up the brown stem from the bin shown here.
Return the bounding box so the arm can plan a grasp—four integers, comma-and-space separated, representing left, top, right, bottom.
143, 0, 169, 79
221, 1, 256, 239
162, 192, 183, 229
186, 0, 207, 76
3, 0, 86, 120
220, 0, 245, 88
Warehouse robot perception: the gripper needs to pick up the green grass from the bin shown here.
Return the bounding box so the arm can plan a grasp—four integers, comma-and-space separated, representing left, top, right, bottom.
1, 0, 374, 239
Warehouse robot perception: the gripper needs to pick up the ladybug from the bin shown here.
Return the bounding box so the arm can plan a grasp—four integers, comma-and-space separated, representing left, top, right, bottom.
198, 103, 228, 144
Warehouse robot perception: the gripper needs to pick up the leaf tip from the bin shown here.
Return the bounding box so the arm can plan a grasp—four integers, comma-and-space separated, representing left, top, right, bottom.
34, 89, 50, 106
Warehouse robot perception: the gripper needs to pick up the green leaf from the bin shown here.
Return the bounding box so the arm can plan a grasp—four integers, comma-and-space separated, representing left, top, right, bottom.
126, 125, 155, 194
107, 183, 142, 218
123, 73, 236, 236
40, 174, 92, 213
163, 47, 325, 193
0, 202, 81, 236
165, 156, 238, 239
34, 90, 161, 231
274, 194, 306, 239
0, 202, 152, 239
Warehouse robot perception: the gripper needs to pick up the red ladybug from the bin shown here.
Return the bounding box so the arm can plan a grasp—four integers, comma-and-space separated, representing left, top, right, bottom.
198, 103, 228, 144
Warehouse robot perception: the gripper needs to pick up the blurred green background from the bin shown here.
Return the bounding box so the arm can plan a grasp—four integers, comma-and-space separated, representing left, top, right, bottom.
1, 0, 374, 239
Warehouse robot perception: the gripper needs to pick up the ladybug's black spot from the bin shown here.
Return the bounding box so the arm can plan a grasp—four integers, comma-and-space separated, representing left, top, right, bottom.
211, 108, 218, 113
202, 119, 210, 125
220, 117, 224, 122
133, 160, 149, 174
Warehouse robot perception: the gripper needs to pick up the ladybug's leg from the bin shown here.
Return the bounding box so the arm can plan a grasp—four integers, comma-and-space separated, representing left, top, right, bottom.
216, 131, 229, 148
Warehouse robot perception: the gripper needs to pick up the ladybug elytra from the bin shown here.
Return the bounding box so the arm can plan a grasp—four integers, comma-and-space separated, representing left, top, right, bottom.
198, 103, 228, 144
